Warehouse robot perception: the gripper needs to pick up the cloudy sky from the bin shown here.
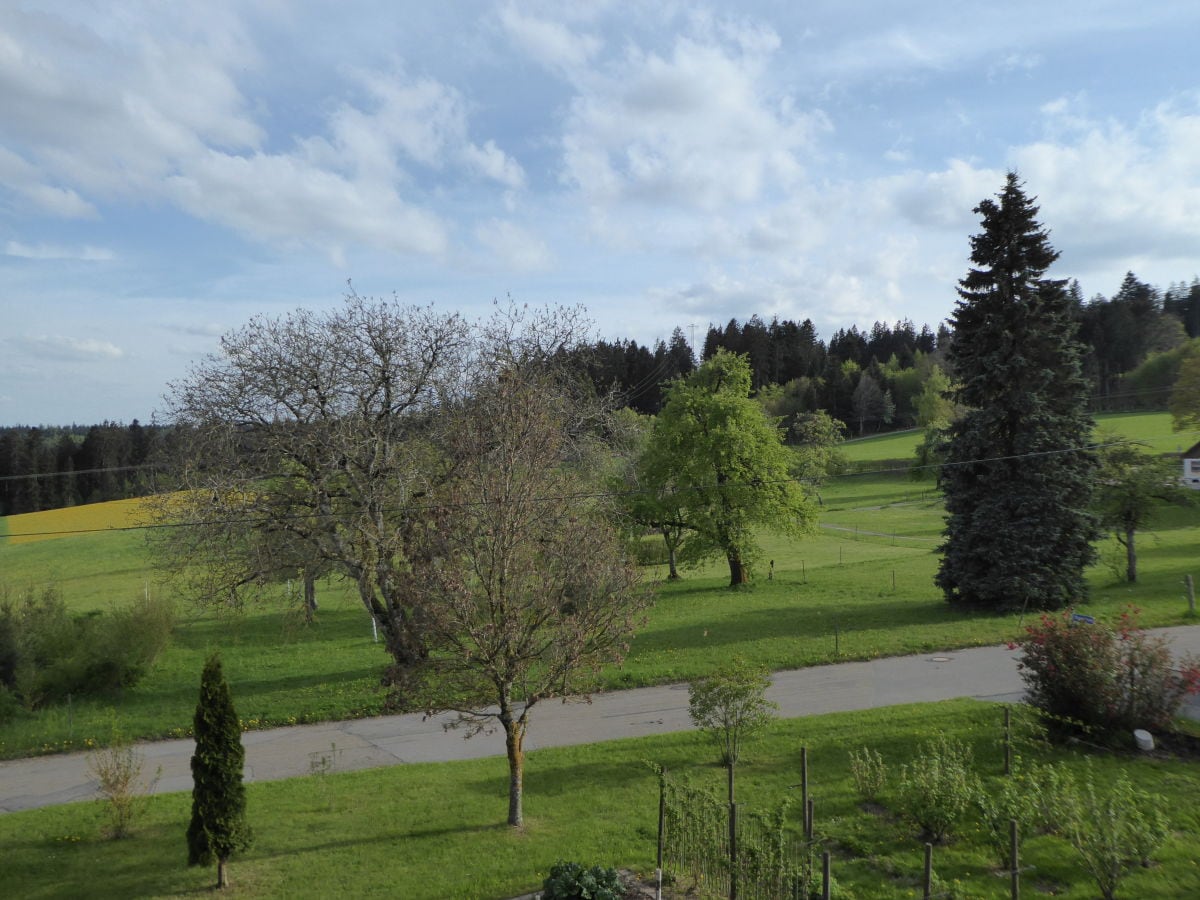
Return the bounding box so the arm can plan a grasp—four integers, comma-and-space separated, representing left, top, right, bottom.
2, 1, 1199, 425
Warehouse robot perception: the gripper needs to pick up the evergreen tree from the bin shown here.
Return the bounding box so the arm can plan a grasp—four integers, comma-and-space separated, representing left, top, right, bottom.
188, 653, 251, 888
936, 174, 1097, 612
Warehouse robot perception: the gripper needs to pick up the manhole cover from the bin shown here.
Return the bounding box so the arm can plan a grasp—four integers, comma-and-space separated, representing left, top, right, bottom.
931, 656, 951, 662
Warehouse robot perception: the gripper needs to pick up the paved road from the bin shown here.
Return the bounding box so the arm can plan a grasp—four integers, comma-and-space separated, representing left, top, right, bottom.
4, 626, 1200, 814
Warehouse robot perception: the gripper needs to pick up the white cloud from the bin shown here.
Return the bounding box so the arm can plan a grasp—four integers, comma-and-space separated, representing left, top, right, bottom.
462, 140, 526, 190
17, 334, 125, 360
165, 149, 450, 257
562, 30, 819, 216
498, 4, 601, 74
1013, 95, 1200, 269
880, 160, 1004, 230
5, 240, 114, 261
474, 219, 552, 272
0, 9, 521, 259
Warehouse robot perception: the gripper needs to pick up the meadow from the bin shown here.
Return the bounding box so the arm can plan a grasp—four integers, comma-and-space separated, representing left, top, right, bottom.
3, 700, 1200, 898
3, 411, 1200, 898
1, 411, 1197, 759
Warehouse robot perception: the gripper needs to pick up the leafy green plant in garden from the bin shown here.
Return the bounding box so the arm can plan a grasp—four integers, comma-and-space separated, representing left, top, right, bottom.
1017, 607, 1200, 741
1055, 767, 1170, 900
972, 774, 1038, 867
688, 657, 778, 802
88, 720, 160, 839
848, 746, 888, 804
897, 733, 978, 843
540, 860, 626, 900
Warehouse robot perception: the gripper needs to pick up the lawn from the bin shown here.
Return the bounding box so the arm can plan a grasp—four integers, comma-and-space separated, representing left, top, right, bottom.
3, 700, 1199, 898
1, 409, 1198, 759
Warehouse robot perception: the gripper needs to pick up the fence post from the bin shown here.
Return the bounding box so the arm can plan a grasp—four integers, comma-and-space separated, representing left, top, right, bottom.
923, 843, 933, 900
729, 802, 738, 900
822, 851, 831, 900
1010, 818, 1020, 900
806, 797, 815, 842
1187, 574, 1195, 615
801, 746, 809, 839
656, 770, 665, 900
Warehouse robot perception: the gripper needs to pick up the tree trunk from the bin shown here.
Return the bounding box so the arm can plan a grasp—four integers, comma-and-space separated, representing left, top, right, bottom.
303, 573, 317, 624
727, 552, 749, 587
217, 856, 228, 889
503, 715, 526, 827
1125, 526, 1137, 583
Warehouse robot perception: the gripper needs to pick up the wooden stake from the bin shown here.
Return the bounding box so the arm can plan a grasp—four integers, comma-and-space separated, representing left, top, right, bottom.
923, 843, 933, 900
1010, 819, 1020, 900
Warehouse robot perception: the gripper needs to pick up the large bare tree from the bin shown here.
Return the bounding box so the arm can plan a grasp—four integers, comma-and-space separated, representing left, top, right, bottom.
401, 368, 649, 827
152, 294, 470, 688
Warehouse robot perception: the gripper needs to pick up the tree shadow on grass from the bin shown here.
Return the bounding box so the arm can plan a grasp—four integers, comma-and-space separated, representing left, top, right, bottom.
628, 597, 1007, 659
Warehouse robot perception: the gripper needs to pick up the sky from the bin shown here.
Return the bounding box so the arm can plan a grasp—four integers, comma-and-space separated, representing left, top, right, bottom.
2, 1, 1200, 426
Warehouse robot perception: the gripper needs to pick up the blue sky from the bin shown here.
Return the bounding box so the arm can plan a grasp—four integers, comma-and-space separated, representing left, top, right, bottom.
3, 1, 1200, 425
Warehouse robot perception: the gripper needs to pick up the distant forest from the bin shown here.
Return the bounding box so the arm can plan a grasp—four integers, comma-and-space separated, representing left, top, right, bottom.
2, 271, 1198, 516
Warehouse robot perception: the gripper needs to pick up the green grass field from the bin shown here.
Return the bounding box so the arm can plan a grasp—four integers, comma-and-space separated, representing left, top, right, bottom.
2, 412, 1198, 759
3, 410, 1200, 898
3, 700, 1199, 898
839, 410, 1200, 463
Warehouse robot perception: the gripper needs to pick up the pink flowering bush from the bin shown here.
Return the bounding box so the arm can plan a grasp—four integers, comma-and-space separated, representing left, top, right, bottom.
1017, 608, 1200, 741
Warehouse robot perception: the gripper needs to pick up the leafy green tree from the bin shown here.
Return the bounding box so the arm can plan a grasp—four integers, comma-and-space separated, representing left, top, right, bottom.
790, 410, 847, 504
688, 658, 778, 803
1169, 349, 1200, 431
1094, 441, 1189, 582
937, 174, 1097, 612
188, 653, 250, 888
637, 350, 817, 587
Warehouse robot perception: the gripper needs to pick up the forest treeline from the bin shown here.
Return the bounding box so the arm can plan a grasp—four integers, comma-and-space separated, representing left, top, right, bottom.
0, 420, 167, 516
2, 270, 1198, 516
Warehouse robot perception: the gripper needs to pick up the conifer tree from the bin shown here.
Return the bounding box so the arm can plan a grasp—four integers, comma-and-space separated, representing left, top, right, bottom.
187, 653, 251, 888
937, 174, 1097, 611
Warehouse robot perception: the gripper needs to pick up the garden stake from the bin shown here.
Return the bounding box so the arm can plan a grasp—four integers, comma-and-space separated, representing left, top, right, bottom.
656, 770, 665, 900
923, 842, 932, 900
801, 745, 808, 838
822, 851, 831, 900
728, 802, 738, 900
1010, 819, 1020, 900
1187, 574, 1195, 615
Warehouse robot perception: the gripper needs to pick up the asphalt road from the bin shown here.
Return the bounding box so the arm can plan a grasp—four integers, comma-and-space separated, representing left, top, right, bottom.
4, 626, 1200, 814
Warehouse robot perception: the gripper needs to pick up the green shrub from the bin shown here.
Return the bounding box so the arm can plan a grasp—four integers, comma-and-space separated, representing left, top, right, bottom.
0, 587, 174, 709
1017, 608, 1200, 741
1056, 767, 1170, 900
540, 860, 626, 900
848, 746, 888, 803
973, 774, 1038, 867
897, 734, 978, 843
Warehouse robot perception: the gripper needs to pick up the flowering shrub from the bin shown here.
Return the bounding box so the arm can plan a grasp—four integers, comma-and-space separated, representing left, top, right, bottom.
1017, 608, 1200, 741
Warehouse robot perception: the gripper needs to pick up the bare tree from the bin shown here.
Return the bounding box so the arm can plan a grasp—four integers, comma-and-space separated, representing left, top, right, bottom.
402, 369, 649, 827
152, 294, 471, 695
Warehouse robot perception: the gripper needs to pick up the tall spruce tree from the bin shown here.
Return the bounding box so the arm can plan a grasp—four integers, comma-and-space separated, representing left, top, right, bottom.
187, 653, 251, 888
936, 173, 1097, 612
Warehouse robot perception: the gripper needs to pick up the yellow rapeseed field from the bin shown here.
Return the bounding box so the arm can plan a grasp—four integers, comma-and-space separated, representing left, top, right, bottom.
1, 497, 153, 544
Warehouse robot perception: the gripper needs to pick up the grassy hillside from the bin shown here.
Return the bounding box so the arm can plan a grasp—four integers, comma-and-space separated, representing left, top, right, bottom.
1, 409, 1198, 758
840, 410, 1200, 464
